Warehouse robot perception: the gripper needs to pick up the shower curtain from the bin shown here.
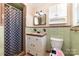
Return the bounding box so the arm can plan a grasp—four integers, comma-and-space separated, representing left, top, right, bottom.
4, 4, 22, 56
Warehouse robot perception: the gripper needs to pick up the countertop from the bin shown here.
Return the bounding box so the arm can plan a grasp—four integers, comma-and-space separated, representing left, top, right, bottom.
26, 32, 47, 37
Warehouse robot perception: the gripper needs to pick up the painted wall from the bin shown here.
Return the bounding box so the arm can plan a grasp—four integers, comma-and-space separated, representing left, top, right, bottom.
26, 3, 56, 26
26, 3, 79, 56
26, 27, 79, 56
26, 28, 71, 55
26, 3, 72, 26
0, 26, 4, 56
70, 30, 79, 55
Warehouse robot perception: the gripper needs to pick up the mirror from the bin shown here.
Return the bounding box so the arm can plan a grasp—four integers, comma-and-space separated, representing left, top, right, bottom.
33, 11, 46, 26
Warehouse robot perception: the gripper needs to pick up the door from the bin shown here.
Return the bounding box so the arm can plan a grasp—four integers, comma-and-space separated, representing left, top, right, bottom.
4, 4, 23, 56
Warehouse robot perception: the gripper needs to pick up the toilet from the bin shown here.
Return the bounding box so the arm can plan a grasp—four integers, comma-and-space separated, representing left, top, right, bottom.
50, 37, 64, 56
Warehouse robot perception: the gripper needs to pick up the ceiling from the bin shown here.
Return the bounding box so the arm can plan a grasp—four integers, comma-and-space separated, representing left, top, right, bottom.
26, 3, 57, 8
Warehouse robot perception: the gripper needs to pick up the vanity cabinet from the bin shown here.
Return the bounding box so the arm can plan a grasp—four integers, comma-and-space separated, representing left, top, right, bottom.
49, 4, 70, 25
27, 33, 47, 56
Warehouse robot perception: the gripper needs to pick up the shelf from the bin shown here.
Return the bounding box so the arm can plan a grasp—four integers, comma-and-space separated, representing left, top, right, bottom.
26, 32, 47, 37
26, 25, 71, 28
70, 27, 79, 32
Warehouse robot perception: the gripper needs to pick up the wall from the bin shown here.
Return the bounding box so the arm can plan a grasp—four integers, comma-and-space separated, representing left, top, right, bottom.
26, 4, 36, 26
26, 27, 79, 56
26, 3, 79, 56
70, 29, 79, 55
26, 3, 72, 26
0, 26, 4, 56
26, 3, 56, 26
26, 27, 71, 55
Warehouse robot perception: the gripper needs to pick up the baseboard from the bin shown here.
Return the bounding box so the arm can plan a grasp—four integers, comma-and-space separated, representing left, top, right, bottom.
18, 51, 26, 56
27, 52, 34, 56
46, 50, 51, 53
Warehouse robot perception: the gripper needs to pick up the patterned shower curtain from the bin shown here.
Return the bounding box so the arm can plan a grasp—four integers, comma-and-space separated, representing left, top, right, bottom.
4, 4, 22, 56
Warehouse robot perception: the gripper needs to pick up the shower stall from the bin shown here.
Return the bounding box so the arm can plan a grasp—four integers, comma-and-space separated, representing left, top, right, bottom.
0, 3, 26, 56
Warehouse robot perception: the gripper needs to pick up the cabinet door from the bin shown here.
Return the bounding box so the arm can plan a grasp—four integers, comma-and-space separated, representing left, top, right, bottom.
35, 37, 42, 50
77, 4, 79, 22
30, 36, 37, 55
57, 4, 67, 24
27, 36, 32, 51
35, 37, 43, 56
57, 4, 67, 18
35, 36, 47, 56
27, 36, 36, 55
49, 5, 57, 19
49, 5, 58, 24
73, 4, 79, 26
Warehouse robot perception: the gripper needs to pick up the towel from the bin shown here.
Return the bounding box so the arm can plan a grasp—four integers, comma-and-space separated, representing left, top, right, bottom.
56, 50, 64, 56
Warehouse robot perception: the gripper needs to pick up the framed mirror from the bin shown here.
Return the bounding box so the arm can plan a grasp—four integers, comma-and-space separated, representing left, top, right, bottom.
33, 11, 46, 26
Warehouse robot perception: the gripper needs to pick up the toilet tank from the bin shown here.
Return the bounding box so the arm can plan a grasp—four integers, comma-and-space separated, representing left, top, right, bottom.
50, 37, 63, 50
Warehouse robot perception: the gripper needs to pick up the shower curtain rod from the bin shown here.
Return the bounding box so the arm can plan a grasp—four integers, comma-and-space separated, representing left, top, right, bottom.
5, 4, 22, 11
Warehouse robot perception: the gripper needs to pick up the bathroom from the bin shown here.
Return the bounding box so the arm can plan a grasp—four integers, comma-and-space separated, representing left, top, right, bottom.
26, 3, 79, 56
0, 3, 79, 56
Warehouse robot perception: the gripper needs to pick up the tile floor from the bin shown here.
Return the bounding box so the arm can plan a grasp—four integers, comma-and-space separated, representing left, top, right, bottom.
25, 52, 50, 56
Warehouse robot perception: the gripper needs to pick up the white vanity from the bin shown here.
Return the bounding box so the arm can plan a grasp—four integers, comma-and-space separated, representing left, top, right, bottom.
26, 33, 47, 56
